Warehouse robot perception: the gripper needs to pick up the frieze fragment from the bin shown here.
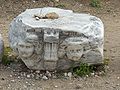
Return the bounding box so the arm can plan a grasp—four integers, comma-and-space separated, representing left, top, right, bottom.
9, 7, 104, 70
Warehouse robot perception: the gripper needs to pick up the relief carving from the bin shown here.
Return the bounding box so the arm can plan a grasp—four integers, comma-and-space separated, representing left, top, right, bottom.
58, 37, 84, 61
9, 7, 104, 70
44, 29, 59, 61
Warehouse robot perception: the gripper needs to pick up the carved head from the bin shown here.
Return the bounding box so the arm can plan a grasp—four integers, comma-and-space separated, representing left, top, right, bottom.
65, 37, 84, 61
17, 41, 34, 58
66, 45, 83, 61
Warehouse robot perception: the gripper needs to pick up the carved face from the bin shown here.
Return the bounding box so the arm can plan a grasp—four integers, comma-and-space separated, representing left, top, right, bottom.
18, 41, 34, 58
66, 45, 83, 61
44, 29, 59, 42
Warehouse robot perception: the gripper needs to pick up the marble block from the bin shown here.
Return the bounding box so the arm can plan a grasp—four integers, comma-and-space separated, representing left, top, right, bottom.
9, 7, 104, 70
0, 34, 4, 62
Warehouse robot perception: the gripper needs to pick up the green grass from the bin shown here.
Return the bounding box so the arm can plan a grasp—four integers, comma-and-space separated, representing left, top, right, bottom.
2, 47, 13, 65
90, 0, 101, 8
73, 63, 94, 77
104, 58, 110, 65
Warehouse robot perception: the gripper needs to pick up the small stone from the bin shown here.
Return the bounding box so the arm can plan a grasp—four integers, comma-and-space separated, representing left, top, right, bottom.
91, 73, 95, 76
35, 70, 40, 74
30, 70, 34, 73
80, 4, 83, 7
35, 17, 39, 20
26, 74, 31, 78
46, 71, 52, 77
23, 72, 26, 77
52, 75, 57, 79
26, 81, 28, 84
32, 0, 36, 3
42, 76, 48, 80
23, 85, 27, 88
9, 75, 12, 77
86, 75, 89, 77
68, 72, 72, 78
32, 84, 35, 86
113, 14, 116, 17
116, 84, 119, 86
64, 73, 67, 77
54, 85, 58, 88
11, 80, 15, 82
95, 75, 99, 78
69, 83, 73, 85
31, 74, 34, 78
18, 76, 20, 79
55, 0, 59, 2
105, 81, 109, 84
8, 84, 11, 87
106, 66, 110, 69
117, 77, 120, 79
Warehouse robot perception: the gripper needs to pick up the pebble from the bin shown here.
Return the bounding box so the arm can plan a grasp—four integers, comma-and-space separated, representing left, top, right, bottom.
17, 76, 20, 79
54, 85, 58, 88
105, 81, 110, 84
86, 75, 89, 77
68, 72, 72, 78
116, 84, 119, 86
23, 72, 26, 77
117, 77, 120, 79
35, 17, 39, 20
32, 84, 35, 86
9, 75, 12, 77
35, 70, 40, 74
42, 76, 48, 80
26, 74, 31, 78
95, 75, 100, 78
55, 0, 59, 2
23, 85, 27, 88
80, 4, 83, 7
26, 81, 28, 84
31, 74, 34, 78
98, 71, 105, 75
91, 73, 95, 76
11, 79, 15, 82
64, 73, 67, 77
46, 71, 52, 77
52, 75, 57, 79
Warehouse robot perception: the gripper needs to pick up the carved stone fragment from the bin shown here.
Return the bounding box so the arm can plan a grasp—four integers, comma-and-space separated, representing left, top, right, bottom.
9, 7, 104, 70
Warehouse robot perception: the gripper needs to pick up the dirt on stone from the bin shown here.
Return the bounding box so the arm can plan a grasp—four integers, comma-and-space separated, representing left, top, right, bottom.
0, 0, 120, 90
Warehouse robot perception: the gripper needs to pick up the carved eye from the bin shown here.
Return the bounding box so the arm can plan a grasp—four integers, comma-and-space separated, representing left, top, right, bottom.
53, 31, 56, 34
77, 49, 80, 52
19, 45, 24, 48
72, 50, 74, 52
47, 31, 50, 34
26, 46, 31, 48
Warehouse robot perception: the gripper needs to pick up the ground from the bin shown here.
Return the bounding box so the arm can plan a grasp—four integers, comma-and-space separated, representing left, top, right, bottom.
0, 0, 120, 90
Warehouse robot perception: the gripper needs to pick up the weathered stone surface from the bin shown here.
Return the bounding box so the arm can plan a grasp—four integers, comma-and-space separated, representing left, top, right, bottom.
9, 7, 104, 70
0, 34, 4, 62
